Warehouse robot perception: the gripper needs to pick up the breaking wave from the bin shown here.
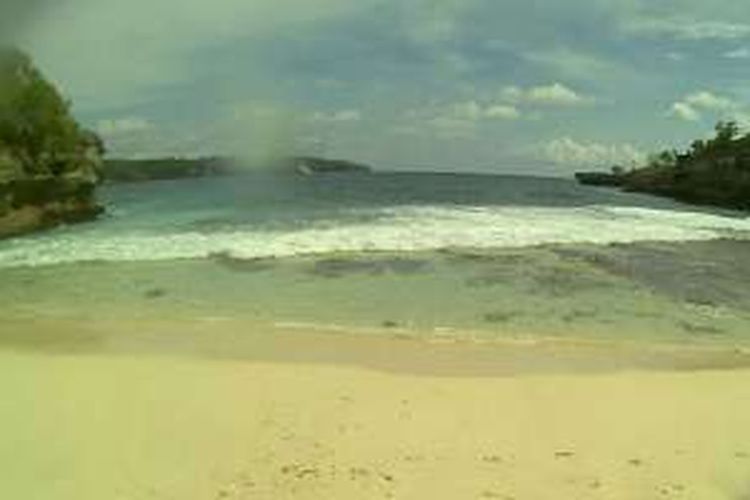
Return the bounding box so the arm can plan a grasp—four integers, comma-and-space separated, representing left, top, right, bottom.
1, 204, 749, 268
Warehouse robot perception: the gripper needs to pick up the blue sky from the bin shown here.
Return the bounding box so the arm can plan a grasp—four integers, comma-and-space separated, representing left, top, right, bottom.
12, 0, 750, 174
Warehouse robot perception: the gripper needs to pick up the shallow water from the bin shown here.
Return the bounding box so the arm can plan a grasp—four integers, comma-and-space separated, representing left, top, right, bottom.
1, 173, 749, 346
2, 242, 750, 346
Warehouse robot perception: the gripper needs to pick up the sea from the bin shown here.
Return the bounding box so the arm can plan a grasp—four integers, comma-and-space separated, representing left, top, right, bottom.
2, 171, 750, 346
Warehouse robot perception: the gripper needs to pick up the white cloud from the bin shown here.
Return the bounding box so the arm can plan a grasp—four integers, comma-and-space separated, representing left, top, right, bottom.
523, 48, 631, 83
402, 99, 520, 140
96, 117, 153, 136
724, 47, 750, 59
451, 101, 520, 121
311, 110, 362, 123
451, 101, 483, 121
628, 19, 750, 40
536, 137, 646, 168
499, 86, 523, 103
484, 105, 521, 120
416, 100, 522, 132
426, 116, 476, 138
527, 83, 586, 106
500, 83, 590, 106
668, 91, 737, 122
669, 102, 701, 122
732, 112, 750, 129
665, 52, 687, 62
684, 91, 734, 110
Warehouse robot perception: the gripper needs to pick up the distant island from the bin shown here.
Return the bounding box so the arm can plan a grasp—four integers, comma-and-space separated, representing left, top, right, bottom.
102, 156, 372, 183
576, 121, 750, 210
0, 49, 104, 239
102, 157, 231, 183
288, 156, 372, 175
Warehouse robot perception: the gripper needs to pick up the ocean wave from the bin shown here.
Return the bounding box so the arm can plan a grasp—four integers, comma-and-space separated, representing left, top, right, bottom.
1, 205, 749, 268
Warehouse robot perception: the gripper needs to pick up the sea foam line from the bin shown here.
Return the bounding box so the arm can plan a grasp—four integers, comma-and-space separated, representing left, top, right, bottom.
0, 205, 748, 268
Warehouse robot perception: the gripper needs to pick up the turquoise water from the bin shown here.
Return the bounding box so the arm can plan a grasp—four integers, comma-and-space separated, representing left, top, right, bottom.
2, 172, 750, 345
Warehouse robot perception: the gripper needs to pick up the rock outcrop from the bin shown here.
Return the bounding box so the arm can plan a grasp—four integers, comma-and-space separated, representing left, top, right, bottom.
0, 48, 103, 239
577, 121, 750, 210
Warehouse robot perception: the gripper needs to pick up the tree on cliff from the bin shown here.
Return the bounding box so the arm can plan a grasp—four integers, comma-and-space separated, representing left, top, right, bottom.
0, 48, 103, 181
618, 121, 750, 209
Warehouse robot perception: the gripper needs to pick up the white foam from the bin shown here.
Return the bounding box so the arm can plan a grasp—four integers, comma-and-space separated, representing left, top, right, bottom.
1, 205, 749, 268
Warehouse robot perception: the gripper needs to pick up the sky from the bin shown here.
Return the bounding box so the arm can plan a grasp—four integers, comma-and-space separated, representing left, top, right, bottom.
7, 0, 750, 174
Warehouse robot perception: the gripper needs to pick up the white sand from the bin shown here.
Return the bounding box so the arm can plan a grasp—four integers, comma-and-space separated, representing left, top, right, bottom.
2, 346, 749, 500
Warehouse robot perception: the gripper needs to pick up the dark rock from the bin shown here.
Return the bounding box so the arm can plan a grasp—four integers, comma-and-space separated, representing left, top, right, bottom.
483, 311, 520, 324
144, 288, 167, 299
678, 321, 725, 336
309, 257, 428, 278
210, 252, 275, 273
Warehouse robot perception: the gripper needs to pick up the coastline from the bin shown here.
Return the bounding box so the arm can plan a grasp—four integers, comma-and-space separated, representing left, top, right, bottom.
2, 172, 750, 498
2, 320, 750, 499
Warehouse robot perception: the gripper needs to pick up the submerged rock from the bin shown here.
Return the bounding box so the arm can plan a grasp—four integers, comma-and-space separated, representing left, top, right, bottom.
308, 256, 428, 278
482, 311, 521, 324
210, 251, 275, 273
144, 288, 167, 299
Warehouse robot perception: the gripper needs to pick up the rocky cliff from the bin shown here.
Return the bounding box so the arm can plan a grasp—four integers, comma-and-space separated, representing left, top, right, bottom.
577, 122, 750, 210
0, 48, 103, 239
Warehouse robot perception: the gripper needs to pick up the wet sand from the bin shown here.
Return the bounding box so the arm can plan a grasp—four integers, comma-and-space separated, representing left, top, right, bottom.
2, 319, 750, 499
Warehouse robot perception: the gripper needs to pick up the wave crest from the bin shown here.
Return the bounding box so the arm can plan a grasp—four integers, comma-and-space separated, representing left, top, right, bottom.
1, 205, 749, 268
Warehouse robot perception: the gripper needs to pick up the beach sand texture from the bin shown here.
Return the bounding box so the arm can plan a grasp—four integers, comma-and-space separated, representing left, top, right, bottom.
2, 324, 749, 500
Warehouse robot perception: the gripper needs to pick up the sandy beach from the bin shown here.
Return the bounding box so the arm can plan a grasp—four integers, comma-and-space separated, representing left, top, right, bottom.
2, 320, 750, 500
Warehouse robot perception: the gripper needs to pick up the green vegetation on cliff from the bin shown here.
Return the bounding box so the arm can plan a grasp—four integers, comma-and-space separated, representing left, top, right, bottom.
0, 48, 104, 238
577, 121, 750, 210
0, 48, 103, 180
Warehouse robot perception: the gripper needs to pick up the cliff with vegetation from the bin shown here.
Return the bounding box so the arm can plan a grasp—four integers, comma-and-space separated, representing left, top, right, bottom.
0, 48, 103, 239
576, 122, 750, 210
